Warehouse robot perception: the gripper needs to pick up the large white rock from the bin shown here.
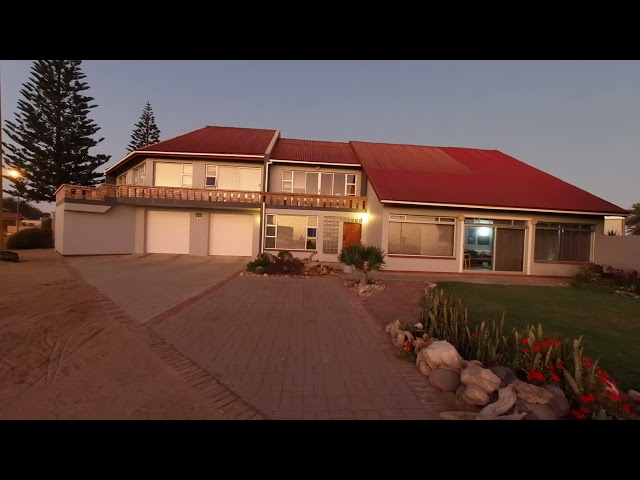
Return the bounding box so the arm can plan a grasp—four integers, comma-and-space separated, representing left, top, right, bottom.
512, 379, 553, 404
422, 341, 464, 373
462, 384, 492, 406
429, 368, 462, 392
478, 384, 517, 417
460, 362, 501, 393
541, 385, 570, 418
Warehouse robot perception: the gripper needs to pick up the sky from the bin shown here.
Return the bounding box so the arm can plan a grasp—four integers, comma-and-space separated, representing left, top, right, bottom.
0, 60, 637, 212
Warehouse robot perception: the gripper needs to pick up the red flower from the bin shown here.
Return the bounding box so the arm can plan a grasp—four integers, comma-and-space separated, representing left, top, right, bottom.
588, 393, 596, 402
556, 362, 564, 370
550, 373, 560, 382
580, 406, 590, 414
624, 404, 632, 413
533, 345, 541, 352
523, 348, 530, 353
599, 369, 609, 378
621, 393, 629, 401
548, 365, 556, 371
404, 341, 412, 347
580, 394, 596, 403
522, 338, 529, 344
571, 409, 585, 420
599, 376, 608, 384
609, 392, 620, 402
527, 370, 545, 382
582, 356, 592, 367
471, 332, 478, 338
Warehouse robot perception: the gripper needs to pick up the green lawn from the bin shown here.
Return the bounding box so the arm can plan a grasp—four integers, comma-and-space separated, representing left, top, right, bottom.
437, 282, 640, 391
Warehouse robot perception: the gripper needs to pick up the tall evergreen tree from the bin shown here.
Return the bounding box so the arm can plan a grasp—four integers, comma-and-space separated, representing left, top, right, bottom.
2, 60, 110, 203
127, 101, 161, 152
626, 203, 640, 235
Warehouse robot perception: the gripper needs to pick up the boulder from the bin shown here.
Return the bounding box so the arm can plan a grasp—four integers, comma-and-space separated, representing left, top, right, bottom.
516, 399, 558, 420
541, 385, 570, 418
460, 363, 501, 393
422, 341, 464, 373
468, 360, 483, 368
455, 386, 466, 398
478, 384, 517, 417
412, 338, 429, 353
513, 380, 553, 404
429, 368, 462, 392
489, 365, 517, 387
0, 251, 19, 262
628, 389, 640, 404
462, 384, 491, 406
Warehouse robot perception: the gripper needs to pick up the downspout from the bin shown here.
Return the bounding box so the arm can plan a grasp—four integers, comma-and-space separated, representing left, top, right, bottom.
261, 130, 280, 254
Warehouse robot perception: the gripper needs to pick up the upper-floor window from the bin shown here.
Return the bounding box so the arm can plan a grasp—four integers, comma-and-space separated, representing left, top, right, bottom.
205, 165, 218, 188
154, 162, 192, 188
117, 173, 127, 185
133, 164, 146, 185
282, 170, 357, 196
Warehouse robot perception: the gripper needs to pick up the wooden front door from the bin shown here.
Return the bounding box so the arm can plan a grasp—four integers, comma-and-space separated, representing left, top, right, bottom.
342, 222, 362, 249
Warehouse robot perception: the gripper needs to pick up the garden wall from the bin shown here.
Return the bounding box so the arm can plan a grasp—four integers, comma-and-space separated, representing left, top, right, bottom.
595, 235, 640, 271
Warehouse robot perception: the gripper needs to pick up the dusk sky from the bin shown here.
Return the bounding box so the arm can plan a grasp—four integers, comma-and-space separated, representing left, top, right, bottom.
1, 60, 637, 211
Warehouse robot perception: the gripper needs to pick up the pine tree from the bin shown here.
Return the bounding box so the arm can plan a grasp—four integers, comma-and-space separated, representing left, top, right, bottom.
127, 101, 161, 152
2, 60, 110, 203
626, 203, 640, 235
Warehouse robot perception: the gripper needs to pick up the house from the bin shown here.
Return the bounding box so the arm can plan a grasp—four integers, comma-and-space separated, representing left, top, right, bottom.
54, 125, 628, 277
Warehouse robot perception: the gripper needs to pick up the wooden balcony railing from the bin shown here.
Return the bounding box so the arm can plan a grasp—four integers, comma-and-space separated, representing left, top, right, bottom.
264, 193, 367, 210
56, 184, 367, 210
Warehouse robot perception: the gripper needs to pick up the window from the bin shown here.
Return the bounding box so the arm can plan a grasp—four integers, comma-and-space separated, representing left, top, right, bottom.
117, 173, 127, 185
534, 223, 594, 262
133, 164, 146, 185
205, 165, 218, 188
281, 170, 358, 196
265, 214, 318, 250
388, 215, 455, 256
182, 164, 193, 187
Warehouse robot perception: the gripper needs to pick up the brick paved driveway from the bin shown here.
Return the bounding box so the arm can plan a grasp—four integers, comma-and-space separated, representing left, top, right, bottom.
69, 254, 461, 420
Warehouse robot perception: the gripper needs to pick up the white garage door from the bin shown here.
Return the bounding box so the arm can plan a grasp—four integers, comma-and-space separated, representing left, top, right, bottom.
146, 211, 190, 254
209, 213, 253, 256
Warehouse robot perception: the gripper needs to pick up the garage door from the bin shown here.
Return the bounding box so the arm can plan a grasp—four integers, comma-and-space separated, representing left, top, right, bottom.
146, 211, 190, 254
209, 213, 253, 256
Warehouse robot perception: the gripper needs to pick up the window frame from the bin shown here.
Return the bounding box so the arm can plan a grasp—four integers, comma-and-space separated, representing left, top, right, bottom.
116, 173, 127, 185
264, 214, 318, 251
281, 169, 357, 196
205, 165, 218, 188
132, 163, 146, 185
534, 222, 595, 263
388, 214, 457, 258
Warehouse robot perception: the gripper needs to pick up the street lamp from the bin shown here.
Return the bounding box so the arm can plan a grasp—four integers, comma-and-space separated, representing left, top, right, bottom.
7, 169, 22, 233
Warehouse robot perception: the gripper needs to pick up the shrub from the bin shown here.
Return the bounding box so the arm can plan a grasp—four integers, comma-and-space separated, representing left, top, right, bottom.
42, 217, 52, 230
6, 228, 53, 249
268, 252, 305, 275
255, 266, 265, 275
246, 253, 272, 272
337, 243, 361, 266
339, 243, 386, 283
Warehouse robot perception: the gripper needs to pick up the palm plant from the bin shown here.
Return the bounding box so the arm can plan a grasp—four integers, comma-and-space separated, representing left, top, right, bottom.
352, 245, 386, 284
626, 203, 640, 235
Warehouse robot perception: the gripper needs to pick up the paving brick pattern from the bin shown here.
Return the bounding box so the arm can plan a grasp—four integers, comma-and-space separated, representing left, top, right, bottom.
68, 254, 248, 323
152, 276, 459, 420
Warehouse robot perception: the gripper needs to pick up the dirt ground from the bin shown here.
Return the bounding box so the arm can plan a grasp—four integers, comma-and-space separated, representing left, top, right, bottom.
0, 250, 225, 420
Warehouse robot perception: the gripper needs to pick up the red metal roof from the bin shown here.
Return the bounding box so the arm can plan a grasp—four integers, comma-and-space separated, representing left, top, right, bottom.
350, 142, 627, 215
139, 125, 277, 156
271, 138, 360, 164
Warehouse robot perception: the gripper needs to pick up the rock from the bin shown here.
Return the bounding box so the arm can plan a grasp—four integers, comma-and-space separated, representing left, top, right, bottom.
418, 361, 432, 377
455, 386, 466, 398
320, 266, 328, 275
478, 383, 517, 417
429, 368, 461, 392
462, 384, 491, 406
0, 251, 19, 262
412, 338, 429, 353
460, 363, 501, 393
414, 323, 424, 330
468, 360, 483, 368
422, 341, 464, 373
489, 365, 517, 387
440, 411, 477, 420
513, 379, 553, 404
516, 399, 558, 420
628, 389, 640, 404
541, 385, 570, 418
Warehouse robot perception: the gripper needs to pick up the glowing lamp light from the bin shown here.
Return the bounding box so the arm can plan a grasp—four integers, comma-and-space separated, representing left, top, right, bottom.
8, 169, 21, 179
361, 213, 369, 223
477, 227, 491, 236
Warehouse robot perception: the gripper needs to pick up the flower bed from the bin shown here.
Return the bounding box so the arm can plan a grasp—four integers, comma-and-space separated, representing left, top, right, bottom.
245, 251, 335, 277
384, 287, 640, 420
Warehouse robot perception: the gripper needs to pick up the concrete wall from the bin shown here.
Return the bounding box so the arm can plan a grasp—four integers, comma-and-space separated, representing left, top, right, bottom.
365, 180, 384, 248
264, 207, 367, 262
604, 216, 627, 236
268, 163, 363, 196
595, 235, 640, 271
55, 203, 137, 255
108, 157, 265, 190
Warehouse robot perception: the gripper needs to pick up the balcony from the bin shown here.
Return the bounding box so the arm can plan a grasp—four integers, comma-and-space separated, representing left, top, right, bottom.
55, 184, 367, 211
264, 192, 367, 211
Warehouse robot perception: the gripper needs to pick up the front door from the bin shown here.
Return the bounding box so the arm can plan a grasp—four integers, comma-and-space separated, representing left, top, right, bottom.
342, 222, 362, 249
